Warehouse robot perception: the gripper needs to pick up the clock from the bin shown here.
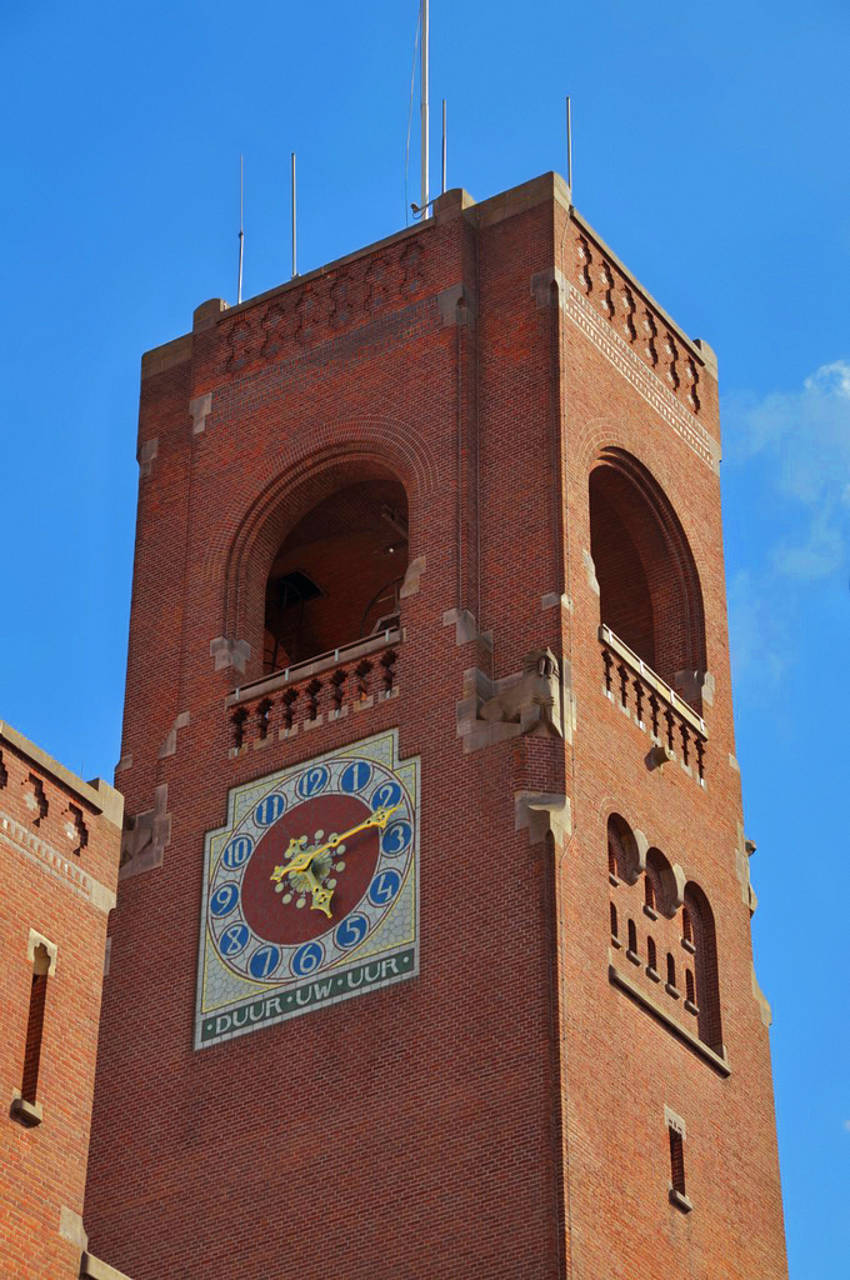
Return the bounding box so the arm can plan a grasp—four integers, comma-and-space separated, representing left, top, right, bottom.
194, 728, 419, 1048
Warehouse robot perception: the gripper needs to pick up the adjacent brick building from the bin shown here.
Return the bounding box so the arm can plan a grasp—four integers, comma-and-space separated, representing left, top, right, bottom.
80, 172, 787, 1276
0, 721, 124, 1280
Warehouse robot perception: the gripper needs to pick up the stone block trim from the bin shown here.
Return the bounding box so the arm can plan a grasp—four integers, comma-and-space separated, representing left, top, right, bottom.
119, 784, 170, 880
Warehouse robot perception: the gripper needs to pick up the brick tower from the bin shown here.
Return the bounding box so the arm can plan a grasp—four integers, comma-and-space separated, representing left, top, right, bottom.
85, 173, 788, 1278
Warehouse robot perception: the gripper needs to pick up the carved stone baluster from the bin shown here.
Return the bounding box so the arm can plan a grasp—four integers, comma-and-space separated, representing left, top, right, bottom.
231, 707, 248, 750
380, 648, 397, 695
695, 737, 706, 783
633, 675, 645, 727
617, 663, 629, 710
282, 688, 298, 731
680, 721, 690, 768
306, 679, 322, 722
648, 692, 660, 740
664, 709, 675, 753
330, 667, 346, 712
257, 698, 272, 741
602, 646, 614, 695
355, 659, 373, 702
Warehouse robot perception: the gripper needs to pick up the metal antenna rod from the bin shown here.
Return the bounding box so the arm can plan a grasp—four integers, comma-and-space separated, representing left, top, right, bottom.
291, 151, 297, 278
441, 97, 447, 194
237, 154, 244, 304
420, 0, 430, 218
566, 96, 573, 192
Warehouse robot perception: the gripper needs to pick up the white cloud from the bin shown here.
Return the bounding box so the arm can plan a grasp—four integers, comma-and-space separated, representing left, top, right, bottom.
723, 359, 850, 581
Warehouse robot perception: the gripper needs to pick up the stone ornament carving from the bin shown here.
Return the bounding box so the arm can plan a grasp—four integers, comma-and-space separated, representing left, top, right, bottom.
457, 648, 568, 753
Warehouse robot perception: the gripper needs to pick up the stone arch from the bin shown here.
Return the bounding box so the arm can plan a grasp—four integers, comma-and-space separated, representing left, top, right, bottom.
607, 812, 642, 884
214, 420, 435, 677
588, 447, 706, 707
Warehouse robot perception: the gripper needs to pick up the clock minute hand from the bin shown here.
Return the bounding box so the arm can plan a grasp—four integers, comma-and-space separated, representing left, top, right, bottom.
268, 802, 403, 916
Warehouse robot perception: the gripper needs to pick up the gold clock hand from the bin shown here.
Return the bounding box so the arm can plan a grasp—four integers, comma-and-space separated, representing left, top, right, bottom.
268, 802, 404, 917
310, 802, 403, 859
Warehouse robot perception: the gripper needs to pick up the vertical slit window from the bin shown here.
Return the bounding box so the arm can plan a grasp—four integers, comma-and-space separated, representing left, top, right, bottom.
21, 945, 50, 1105
666, 953, 677, 988
686, 969, 696, 1005
644, 877, 656, 910
647, 936, 657, 973
627, 919, 638, 956
682, 907, 693, 946
610, 902, 618, 941
669, 1126, 686, 1196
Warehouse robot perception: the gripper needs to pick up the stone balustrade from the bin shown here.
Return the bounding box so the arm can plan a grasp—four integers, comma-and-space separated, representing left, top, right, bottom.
599, 624, 707, 784
226, 630, 401, 756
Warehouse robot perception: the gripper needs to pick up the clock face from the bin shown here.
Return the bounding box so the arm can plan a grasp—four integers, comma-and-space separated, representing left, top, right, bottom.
195, 729, 419, 1049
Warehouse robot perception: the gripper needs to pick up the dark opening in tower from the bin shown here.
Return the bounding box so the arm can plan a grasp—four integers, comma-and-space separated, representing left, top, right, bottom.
263, 478, 409, 674
589, 449, 706, 708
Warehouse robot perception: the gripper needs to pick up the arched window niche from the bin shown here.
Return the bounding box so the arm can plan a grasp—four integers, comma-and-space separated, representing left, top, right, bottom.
589, 449, 707, 710
261, 469, 409, 676
683, 882, 723, 1054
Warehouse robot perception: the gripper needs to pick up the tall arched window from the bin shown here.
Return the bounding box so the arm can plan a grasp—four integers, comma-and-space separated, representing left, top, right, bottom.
262, 477, 409, 674
683, 882, 723, 1052
589, 449, 706, 707
607, 813, 640, 884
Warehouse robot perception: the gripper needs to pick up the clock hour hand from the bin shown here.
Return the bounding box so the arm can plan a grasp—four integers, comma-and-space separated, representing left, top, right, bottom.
268, 803, 404, 917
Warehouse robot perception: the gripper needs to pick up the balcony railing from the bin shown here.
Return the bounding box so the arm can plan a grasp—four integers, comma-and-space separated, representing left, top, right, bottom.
226, 628, 401, 756
599, 624, 707, 784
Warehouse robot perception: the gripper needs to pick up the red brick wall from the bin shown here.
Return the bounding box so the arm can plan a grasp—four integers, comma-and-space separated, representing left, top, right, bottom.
0, 729, 122, 1280
85, 175, 787, 1279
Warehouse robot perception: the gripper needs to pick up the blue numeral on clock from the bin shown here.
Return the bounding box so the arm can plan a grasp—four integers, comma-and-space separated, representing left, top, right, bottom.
382, 820, 412, 855
335, 913, 368, 950
340, 760, 372, 794
248, 944, 281, 980
292, 940, 324, 977
210, 883, 239, 918
371, 781, 402, 812
369, 869, 401, 906
222, 835, 253, 870
255, 793, 286, 826
297, 766, 329, 799
219, 924, 249, 957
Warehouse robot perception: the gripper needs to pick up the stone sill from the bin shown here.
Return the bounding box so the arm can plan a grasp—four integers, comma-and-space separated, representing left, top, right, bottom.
10, 1093, 42, 1126
682, 937, 696, 954
668, 1186, 694, 1214
80, 1252, 134, 1280
609, 957, 731, 1076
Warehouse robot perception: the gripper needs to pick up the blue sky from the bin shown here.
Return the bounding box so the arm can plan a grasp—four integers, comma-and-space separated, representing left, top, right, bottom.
2, 2, 847, 1272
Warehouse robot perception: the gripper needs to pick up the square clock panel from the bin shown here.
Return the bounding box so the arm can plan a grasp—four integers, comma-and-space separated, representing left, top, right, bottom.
194, 728, 419, 1049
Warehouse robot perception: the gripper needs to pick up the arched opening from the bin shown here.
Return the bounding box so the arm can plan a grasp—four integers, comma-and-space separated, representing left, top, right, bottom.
589, 450, 706, 707
645, 847, 677, 918
263, 477, 409, 674
607, 813, 641, 884
683, 882, 723, 1053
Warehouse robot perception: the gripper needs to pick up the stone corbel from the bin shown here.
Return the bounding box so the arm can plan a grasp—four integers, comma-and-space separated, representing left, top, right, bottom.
400, 555, 426, 599
515, 792, 572, 847
210, 635, 251, 673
